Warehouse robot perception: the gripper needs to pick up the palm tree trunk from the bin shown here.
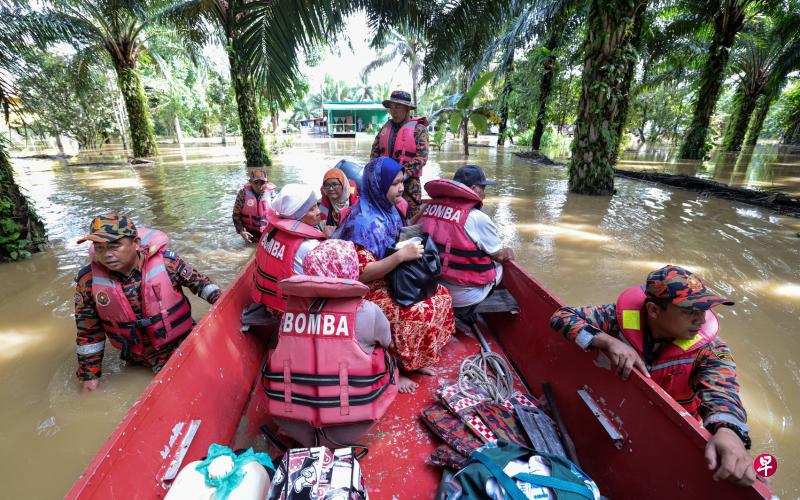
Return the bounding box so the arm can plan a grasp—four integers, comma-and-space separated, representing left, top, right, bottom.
568, 0, 647, 195
113, 64, 158, 158
55, 134, 64, 155
611, 5, 646, 161
0, 143, 46, 262
228, 51, 269, 167
783, 100, 800, 144
744, 94, 771, 147
173, 115, 184, 145
531, 33, 560, 151
722, 86, 758, 152
497, 55, 514, 147
679, 6, 745, 159
462, 119, 469, 156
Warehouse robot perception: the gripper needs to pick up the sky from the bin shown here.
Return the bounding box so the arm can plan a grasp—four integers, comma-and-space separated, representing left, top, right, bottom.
301, 12, 414, 94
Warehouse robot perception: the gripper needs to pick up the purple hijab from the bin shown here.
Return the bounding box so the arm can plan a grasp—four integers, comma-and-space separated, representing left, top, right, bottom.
333, 157, 404, 258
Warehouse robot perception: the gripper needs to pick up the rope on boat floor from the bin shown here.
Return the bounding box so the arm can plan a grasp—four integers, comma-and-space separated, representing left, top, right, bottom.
457, 351, 515, 403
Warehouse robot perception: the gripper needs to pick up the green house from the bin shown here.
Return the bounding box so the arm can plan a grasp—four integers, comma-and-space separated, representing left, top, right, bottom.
323, 101, 388, 137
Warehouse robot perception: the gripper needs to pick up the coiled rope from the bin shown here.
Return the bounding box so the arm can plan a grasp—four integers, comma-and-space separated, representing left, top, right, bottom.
457, 351, 515, 403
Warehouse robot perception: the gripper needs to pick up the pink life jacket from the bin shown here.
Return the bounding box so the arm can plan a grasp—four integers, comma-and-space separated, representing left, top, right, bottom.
615, 286, 719, 417
419, 179, 497, 286
251, 216, 325, 312
240, 182, 276, 234
89, 228, 192, 356
263, 275, 397, 428
319, 179, 359, 226
376, 117, 429, 172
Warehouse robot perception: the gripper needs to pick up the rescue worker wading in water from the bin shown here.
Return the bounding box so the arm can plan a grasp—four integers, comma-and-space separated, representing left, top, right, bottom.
74, 214, 221, 391
370, 90, 429, 222
232, 167, 277, 243
550, 266, 758, 487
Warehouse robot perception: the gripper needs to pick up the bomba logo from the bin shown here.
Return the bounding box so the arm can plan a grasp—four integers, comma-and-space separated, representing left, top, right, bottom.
96, 291, 111, 306
246, 199, 255, 207
282, 313, 349, 336
261, 237, 285, 260
423, 204, 463, 223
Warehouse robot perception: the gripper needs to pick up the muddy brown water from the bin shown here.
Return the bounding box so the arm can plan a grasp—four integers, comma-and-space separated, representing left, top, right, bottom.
2, 138, 798, 498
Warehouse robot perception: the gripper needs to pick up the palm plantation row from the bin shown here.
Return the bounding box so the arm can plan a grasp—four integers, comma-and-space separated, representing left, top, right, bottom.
1, 0, 799, 261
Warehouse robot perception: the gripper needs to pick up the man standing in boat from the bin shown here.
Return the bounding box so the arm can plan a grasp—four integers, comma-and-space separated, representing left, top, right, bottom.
74, 214, 221, 391
232, 167, 277, 243
370, 90, 429, 221
419, 165, 514, 321
550, 265, 757, 486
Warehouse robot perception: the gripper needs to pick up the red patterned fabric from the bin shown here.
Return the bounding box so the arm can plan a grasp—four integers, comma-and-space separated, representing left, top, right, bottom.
355, 245, 455, 371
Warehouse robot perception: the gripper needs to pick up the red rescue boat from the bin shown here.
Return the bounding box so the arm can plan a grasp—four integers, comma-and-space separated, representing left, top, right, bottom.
67, 259, 770, 499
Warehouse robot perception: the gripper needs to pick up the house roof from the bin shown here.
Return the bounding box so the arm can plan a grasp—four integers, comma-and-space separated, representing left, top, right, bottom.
322, 101, 387, 111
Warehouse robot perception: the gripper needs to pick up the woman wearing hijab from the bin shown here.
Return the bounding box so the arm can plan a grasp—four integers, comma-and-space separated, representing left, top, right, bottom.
250, 184, 325, 316
319, 167, 359, 237
269, 239, 396, 447
334, 157, 455, 393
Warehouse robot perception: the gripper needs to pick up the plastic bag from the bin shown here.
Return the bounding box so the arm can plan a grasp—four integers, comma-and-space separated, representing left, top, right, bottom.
386, 233, 441, 307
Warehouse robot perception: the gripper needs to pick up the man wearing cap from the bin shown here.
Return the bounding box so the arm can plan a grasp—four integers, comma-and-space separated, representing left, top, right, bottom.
549, 265, 756, 486
419, 164, 514, 319
74, 214, 222, 391
232, 167, 277, 243
370, 90, 430, 221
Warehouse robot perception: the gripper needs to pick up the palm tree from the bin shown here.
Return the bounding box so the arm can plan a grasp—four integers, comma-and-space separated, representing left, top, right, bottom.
162, 0, 272, 167
353, 73, 376, 101
568, 0, 648, 195
677, 0, 759, 160
722, 7, 800, 151
362, 25, 425, 106
0, 6, 47, 261
21, 0, 179, 158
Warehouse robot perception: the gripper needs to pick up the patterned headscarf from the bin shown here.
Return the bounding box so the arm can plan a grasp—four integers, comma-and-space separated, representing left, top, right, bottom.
332, 157, 404, 258
302, 239, 360, 280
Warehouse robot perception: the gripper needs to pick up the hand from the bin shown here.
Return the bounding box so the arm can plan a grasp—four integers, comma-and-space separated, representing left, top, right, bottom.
240, 230, 253, 243
591, 333, 649, 380
492, 247, 514, 262
705, 427, 756, 486
397, 241, 424, 262
82, 379, 100, 392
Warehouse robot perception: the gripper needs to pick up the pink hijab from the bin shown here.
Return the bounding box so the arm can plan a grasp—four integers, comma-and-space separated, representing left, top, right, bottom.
302, 239, 360, 280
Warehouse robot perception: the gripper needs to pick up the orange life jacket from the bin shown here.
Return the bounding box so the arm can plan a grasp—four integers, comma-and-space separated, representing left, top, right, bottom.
376, 117, 429, 172
615, 286, 719, 417
420, 179, 497, 286
240, 182, 276, 235
89, 228, 192, 356
251, 216, 325, 312
262, 275, 398, 427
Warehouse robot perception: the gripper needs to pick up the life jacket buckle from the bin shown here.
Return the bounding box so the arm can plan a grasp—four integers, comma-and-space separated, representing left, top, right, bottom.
135, 317, 153, 328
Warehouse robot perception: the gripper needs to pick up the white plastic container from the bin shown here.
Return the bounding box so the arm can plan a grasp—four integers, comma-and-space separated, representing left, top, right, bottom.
164, 458, 270, 500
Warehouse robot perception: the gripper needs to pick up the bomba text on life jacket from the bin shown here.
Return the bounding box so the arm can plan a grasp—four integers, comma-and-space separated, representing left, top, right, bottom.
282, 312, 350, 336
423, 204, 463, 223
261, 237, 285, 260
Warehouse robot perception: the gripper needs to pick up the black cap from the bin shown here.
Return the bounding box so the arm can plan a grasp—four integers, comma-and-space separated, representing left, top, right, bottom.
453, 165, 496, 187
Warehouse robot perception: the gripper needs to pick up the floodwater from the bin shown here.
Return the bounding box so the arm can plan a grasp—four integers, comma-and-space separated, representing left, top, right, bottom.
2, 137, 798, 498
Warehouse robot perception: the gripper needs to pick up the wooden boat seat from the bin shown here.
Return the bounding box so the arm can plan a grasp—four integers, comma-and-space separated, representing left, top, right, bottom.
474, 288, 519, 315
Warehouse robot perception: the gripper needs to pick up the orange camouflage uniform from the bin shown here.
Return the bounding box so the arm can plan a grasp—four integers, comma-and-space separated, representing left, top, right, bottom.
74, 251, 220, 380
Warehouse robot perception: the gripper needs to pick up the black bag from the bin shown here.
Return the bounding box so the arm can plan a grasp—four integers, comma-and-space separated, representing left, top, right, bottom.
386, 232, 441, 307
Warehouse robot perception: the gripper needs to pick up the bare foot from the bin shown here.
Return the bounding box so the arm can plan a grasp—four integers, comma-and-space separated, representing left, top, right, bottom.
398, 375, 418, 394
413, 366, 436, 376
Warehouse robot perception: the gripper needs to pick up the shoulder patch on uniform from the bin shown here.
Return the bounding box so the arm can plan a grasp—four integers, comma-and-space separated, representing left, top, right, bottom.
163, 250, 177, 260
710, 346, 732, 361
76, 264, 92, 282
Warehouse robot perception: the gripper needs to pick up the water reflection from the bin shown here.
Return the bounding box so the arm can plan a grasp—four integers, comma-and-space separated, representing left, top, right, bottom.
1, 139, 798, 498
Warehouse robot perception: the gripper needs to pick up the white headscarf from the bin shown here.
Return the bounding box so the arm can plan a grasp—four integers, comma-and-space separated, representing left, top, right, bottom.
272, 183, 319, 220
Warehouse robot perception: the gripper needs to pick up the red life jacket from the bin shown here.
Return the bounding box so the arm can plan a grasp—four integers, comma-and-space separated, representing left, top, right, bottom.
319, 179, 359, 225
419, 179, 497, 286
615, 286, 719, 417
251, 216, 325, 312
240, 182, 276, 234
263, 275, 398, 427
376, 117, 429, 171
89, 228, 193, 356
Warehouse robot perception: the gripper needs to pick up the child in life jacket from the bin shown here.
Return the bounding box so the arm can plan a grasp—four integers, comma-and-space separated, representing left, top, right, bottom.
264, 239, 398, 447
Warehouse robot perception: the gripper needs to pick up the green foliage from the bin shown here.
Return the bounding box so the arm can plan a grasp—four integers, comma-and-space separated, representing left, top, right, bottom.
432, 71, 496, 155
0, 138, 45, 262
16, 52, 118, 149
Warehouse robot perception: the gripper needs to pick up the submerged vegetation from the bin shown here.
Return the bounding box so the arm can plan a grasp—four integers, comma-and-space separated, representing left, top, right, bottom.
0, 0, 799, 260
